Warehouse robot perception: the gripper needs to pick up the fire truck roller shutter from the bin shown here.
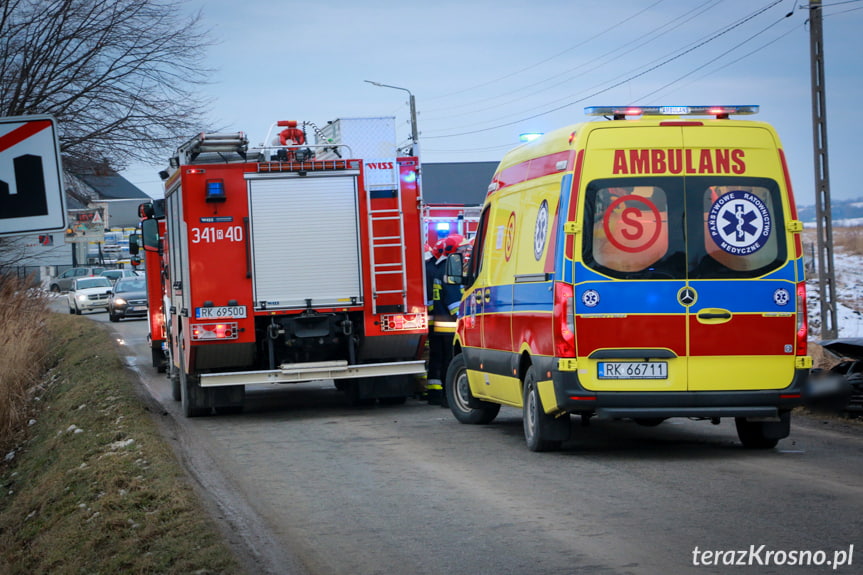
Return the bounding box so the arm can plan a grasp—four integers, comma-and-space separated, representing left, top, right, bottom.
247, 174, 363, 309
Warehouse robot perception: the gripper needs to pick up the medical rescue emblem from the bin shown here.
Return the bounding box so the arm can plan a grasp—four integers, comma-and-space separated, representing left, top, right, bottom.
534, 200, 549, 260
582, 289, 600, 308
773, 288, 790, 306
708, 190, 772, 255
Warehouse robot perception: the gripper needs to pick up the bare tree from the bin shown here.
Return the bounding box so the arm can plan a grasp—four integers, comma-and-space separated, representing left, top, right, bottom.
0, 0, 213, 170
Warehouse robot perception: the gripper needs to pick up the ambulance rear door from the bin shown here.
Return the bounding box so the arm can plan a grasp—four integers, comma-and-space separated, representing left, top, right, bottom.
575, 122, 798, 393
682, 124, 797, 391
575, 125, 688, 392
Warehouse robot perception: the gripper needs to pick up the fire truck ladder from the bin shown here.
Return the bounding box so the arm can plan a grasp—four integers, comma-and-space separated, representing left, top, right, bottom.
367, 184, 408, 315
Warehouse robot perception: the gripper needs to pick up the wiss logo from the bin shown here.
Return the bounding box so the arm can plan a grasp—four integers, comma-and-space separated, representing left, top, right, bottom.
366, 162, 394, 170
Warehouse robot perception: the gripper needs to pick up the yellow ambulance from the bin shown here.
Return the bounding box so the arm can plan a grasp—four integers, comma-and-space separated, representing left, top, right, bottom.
444, 105, 811, 451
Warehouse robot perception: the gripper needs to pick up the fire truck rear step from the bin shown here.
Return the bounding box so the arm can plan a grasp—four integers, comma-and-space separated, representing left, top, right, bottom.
198, 359, 426, 387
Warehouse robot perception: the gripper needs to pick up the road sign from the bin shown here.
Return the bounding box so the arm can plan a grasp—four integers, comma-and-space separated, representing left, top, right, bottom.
65, 207, 106, 243
0, 115, 66, 237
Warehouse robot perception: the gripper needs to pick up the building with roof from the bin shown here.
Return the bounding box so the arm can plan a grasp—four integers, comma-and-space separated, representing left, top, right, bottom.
1, 161, 149, 282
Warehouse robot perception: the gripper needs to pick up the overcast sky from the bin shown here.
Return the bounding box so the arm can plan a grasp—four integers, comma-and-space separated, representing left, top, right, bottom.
123, 0, 862, 206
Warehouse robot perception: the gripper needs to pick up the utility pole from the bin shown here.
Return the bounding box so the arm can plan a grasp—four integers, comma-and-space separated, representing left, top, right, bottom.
809, 0, 838, 339
364, 81, 420, 158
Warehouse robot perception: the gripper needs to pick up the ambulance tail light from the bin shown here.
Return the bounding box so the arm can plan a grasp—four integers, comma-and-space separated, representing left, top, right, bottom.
191, 322, 239, 341
553, 282, 575, 358
796, 282, 808, 356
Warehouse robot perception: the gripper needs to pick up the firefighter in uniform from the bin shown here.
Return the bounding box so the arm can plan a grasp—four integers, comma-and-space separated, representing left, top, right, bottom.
426, 234, 463, 406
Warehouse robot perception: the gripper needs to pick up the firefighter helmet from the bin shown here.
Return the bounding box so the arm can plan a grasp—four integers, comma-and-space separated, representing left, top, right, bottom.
433, 234, 464, 259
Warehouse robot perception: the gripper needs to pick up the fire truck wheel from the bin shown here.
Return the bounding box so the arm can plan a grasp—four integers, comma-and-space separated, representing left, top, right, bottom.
179, 363, 210, 417
345, 380, 375, 407
445, 353, 500, 425
735, 417, 780, 449
523, 366, 568, 452
181, 373, 209, 417
170, 372, 181, 402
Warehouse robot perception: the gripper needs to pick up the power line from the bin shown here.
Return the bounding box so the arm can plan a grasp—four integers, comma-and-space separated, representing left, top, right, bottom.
634, 11, 796, 102
423, 0, 666, 103
421, 0, 721, 122
424, 0, 784, 140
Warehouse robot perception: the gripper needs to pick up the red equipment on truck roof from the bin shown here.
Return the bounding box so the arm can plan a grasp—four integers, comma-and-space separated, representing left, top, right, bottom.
139, 117, 427, 416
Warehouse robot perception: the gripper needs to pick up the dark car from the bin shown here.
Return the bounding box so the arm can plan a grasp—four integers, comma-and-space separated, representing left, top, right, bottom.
107, 277, 148, 322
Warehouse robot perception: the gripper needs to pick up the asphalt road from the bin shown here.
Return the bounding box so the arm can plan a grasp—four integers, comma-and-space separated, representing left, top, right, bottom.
76, 305, 863, 575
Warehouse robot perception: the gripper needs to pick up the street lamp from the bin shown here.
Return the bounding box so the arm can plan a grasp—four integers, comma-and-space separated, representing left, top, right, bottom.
364, 80, 419, 158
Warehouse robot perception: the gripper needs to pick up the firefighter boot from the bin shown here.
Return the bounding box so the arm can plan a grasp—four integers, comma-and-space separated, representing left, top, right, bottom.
427, 379, 443, 405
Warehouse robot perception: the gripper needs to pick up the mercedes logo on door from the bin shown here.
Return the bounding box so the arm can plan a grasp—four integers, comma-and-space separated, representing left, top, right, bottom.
678, 286, 697, 307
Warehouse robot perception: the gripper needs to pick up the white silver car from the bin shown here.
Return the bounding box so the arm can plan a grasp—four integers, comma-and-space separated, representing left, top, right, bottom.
67, 276, 113, 315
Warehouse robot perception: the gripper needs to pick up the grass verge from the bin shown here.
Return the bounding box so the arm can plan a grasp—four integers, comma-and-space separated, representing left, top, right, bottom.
0, 312, 243, 574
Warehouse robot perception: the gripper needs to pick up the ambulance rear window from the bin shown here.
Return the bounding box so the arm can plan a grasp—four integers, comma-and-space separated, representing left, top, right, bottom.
585, 184, 675, 277
690, 179, 785, 279
581, 176, 786, 280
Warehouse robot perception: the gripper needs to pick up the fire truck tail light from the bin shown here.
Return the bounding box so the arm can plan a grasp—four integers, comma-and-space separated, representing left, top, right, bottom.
381, 313, 427, 332
191, 322, 239, 341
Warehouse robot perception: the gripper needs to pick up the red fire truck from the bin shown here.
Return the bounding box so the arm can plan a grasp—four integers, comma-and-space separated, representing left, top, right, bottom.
139, 118, 428, 416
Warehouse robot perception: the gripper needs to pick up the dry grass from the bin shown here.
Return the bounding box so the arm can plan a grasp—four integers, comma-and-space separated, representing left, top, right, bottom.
0, 277, 50, 447
802, 225, 863, 257
0, 310, 243, 574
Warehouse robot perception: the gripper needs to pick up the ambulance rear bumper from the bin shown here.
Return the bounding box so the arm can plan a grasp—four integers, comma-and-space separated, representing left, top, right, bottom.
552, 367, 808, 419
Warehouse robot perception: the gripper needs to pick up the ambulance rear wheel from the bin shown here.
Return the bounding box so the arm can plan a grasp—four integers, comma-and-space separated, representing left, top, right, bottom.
523, 366, 569, 452
735, 417, 780, 449
445, 353, 500, 424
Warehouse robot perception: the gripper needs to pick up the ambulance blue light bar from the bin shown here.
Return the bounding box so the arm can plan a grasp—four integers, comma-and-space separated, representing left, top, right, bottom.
585, 105, 759, 118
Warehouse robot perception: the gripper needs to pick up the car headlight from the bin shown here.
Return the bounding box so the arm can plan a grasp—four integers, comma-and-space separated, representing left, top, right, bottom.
114, 298, 127, 306
76, 294, 88, 301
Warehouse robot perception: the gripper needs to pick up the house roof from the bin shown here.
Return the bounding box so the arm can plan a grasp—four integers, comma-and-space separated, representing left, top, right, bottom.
76, 173, 150, 201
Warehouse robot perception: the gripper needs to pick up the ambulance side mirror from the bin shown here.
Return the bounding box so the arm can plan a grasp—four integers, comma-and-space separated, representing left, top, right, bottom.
445, 253, 464, 285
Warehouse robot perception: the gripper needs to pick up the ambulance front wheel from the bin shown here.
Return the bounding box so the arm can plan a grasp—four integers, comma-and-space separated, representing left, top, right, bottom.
445, 353, 500, 425
523, 366, 570, 452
